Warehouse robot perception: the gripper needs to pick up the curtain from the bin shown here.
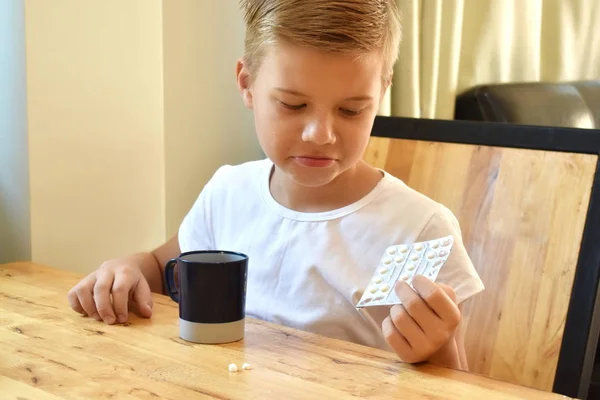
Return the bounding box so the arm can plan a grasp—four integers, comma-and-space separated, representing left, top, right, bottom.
379, 0, 600, 119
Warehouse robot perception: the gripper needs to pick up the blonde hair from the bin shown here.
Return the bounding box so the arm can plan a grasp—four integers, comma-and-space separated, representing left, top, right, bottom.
240, 0, 402, 84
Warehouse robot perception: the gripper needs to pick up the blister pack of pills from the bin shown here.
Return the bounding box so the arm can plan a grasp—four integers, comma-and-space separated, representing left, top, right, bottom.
356, 236, 454, 308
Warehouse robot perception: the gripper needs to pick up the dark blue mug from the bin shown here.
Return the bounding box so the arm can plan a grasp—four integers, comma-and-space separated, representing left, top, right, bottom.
164, 250, 248, 344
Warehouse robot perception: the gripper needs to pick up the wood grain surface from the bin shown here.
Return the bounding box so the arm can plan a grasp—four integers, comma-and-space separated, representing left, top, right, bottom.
0, 263, 574, 399
364, 136, 597, 393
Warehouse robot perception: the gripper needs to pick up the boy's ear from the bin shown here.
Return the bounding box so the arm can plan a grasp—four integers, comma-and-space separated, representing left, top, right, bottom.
236, 59, 254, 110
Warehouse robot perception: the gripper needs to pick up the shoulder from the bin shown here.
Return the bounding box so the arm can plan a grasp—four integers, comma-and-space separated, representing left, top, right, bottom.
209, 158, 270, 185
179, 158, 270, 249
202, 158, 270, 194
186, 158, 269, 211
367, 171, 465, 241
374, 171, 446, 223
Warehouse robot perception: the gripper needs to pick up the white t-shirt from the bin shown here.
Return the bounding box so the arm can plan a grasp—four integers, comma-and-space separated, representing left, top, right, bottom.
179, 159, 484, 351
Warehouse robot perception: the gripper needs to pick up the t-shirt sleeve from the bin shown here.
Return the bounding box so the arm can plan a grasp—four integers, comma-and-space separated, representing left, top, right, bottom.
417, 205, 485, 305
177, 167, 228, 253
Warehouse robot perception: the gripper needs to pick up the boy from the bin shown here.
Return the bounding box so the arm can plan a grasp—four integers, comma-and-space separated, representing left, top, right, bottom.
68, 0, 484, 370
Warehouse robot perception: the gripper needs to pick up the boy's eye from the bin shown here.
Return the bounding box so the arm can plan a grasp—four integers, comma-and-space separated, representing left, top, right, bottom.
279, 101, 306, 110
340, 108, 362, 116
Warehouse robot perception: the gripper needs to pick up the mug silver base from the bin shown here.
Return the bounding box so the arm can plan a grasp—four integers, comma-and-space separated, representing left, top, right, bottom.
179, 318, 245, 344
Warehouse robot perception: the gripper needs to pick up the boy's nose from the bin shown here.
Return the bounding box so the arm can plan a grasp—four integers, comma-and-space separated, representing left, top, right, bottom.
301, 118, 336, 145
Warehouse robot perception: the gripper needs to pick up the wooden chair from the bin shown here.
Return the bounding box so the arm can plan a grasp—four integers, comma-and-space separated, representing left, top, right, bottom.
365, 116, 600, 399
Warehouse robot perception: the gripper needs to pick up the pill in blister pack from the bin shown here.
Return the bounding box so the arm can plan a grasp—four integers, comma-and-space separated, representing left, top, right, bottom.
356, 236, 454, 308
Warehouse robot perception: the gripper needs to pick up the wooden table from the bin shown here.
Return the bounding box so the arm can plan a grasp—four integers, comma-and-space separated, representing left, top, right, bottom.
1, 263, 573, 399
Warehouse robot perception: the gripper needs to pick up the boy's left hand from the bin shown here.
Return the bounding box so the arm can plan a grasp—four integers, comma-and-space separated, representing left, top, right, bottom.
382, 274, 461, 364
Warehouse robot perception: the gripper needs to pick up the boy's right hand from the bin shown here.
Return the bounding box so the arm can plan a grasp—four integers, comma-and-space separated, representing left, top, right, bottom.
67, 259, 153, 324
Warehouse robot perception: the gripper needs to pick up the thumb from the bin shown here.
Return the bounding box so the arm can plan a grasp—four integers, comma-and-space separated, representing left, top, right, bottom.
437, 282, 458, 304
132, 277, 153, 318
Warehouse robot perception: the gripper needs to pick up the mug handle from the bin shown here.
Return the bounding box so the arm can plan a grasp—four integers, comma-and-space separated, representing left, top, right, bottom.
164, 258, 179, 303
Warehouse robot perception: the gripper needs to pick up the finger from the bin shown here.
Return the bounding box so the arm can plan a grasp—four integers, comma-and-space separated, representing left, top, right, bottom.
395, 279, 440, 332
67, 287, 86, 315
411, 275, 461, 328
76, 276, 100, 320
437, 282, 457, 303
111, 273, 133, 323
390, 304, 426, 349
382, 316, 416, 364
132, 278, 153, 319
93, 270, 117, 324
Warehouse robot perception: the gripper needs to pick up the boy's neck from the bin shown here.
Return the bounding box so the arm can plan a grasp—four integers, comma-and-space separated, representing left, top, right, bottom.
269, 160, 383, 213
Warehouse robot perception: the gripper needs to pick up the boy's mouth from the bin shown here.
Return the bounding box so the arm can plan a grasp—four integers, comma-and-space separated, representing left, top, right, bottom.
293, 156, 336, 168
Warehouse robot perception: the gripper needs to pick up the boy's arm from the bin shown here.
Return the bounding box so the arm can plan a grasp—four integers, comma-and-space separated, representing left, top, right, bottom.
145, 234, 181, 294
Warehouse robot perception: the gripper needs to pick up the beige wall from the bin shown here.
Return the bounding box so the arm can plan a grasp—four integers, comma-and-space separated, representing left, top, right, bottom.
19, 1, 262, 273
25, 1, 166, 273
0, 0, 31, 264
162, 1, 263, 237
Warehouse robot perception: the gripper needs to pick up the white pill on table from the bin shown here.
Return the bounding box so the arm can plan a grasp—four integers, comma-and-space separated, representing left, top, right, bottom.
242, 363, 252, 370
228, 363, 238, 372
387, 247, 397, 255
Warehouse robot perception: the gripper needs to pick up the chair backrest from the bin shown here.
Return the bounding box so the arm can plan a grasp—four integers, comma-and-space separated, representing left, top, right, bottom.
455, 80, 600, 129
366, 116, 600, 399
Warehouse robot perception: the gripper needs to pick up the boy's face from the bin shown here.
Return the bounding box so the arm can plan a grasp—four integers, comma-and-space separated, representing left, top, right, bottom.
237, 42, 386, 188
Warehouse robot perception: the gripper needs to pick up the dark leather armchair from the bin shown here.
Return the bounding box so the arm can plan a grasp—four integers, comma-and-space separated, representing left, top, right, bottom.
454, 80, 600, 129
